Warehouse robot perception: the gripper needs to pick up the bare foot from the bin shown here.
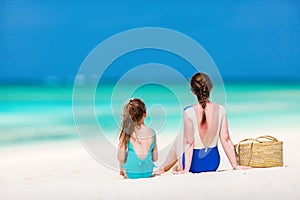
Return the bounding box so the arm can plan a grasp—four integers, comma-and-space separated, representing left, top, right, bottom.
172, 170, 187, 175
235, 165, 252, 170
152, 169, 165, 176
172, 162, 182, 172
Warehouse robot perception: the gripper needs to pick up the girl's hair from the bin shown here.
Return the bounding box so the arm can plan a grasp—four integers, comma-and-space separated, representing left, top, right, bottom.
190, 72, 213, 126
119, 98, 146, 148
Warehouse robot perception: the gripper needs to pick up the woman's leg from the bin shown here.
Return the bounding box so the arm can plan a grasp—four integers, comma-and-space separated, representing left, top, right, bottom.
156, 134, 185, 173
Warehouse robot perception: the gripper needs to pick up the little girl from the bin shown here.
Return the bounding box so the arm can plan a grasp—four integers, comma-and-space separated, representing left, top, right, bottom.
118, 98, 158, 179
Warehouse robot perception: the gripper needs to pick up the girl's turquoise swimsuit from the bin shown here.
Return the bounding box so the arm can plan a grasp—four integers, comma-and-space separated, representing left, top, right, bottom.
122, 130, 155, 179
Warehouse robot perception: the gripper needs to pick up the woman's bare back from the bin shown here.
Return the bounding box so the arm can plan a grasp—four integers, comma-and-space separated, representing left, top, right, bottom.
192, 102, 220, 147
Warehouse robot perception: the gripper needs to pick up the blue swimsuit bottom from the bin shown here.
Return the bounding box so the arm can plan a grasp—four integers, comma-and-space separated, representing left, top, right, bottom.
182, 146, 220, 173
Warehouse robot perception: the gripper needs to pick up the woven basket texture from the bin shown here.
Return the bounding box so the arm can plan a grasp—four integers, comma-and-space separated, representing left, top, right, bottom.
235, 135, 283, 168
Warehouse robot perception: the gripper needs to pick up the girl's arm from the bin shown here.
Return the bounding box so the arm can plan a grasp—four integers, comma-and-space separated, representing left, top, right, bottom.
219, 110, 251, 170
152, 133, 158, 162
118, 132, 127, 163
118, 132, 129, 178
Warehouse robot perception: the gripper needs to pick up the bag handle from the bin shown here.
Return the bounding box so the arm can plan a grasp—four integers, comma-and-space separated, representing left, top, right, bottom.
235, 135, 278, 154
255, 135, 278, 142
235, 138, 258, 155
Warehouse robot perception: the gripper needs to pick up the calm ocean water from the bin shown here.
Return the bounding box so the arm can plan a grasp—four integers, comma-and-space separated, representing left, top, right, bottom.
0, 83, 300, 146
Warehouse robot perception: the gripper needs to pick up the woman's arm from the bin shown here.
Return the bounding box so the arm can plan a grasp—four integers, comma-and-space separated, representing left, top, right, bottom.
180, 112, 195, 172
152, 133, 158, 162
219, 110, 251, 170
181, 141, 194, 173
172, 112, 194, 174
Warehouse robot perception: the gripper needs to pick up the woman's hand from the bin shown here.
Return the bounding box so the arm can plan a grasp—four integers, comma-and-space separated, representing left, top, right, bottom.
234, 165, 252, 170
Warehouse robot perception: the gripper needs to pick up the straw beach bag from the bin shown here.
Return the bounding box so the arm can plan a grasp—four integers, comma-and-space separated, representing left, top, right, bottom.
235, 135, 283, 168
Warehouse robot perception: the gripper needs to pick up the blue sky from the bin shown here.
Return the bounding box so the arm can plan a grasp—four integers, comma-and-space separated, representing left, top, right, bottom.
1, 1, 299, 83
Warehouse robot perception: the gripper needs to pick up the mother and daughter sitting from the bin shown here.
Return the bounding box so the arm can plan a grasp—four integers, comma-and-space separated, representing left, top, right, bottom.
117, 72, 251, 179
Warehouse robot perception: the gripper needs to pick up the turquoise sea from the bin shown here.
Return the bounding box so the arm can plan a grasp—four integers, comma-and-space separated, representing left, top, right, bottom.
1, 83, 300, 146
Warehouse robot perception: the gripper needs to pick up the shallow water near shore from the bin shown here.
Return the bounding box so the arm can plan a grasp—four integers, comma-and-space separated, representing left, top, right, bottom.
1, 82, 299, 146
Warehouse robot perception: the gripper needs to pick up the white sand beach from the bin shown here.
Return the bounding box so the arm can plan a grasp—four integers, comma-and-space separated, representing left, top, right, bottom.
1, 127, 300, 200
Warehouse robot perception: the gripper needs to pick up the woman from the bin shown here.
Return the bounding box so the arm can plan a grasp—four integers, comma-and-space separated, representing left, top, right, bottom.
156, 72, 250, 174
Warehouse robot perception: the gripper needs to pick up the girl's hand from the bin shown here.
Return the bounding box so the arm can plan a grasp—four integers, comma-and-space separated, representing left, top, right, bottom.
234, 165, 252, 170
120, 168, 128, 178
